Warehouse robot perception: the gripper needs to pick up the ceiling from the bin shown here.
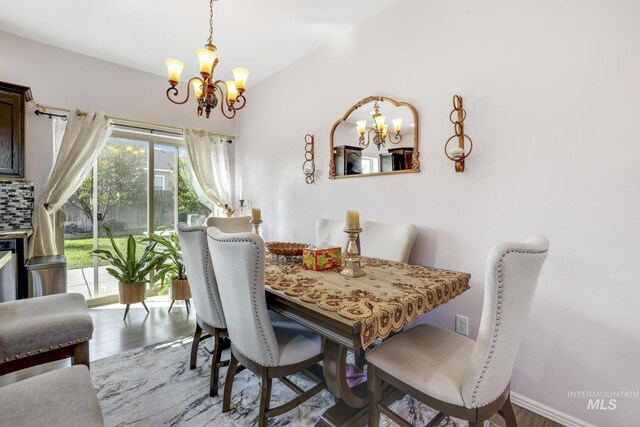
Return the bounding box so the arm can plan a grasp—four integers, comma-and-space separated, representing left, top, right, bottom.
0, 0, 400, 87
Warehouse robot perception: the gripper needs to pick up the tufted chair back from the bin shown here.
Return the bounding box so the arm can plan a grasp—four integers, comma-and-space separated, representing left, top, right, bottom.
461, 234, 549, 408
360, 220, 417, 263
176, 223, 226, 329
206, 228, 280, 367
316, 218, 349, 252
206, 216, 252, 233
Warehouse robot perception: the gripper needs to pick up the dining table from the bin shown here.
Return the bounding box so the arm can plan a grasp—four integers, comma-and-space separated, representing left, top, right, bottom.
264, 254, 470, 427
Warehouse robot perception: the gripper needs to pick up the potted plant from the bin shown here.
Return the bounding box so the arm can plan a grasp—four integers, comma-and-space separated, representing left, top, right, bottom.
92, 227, 159, 320
146, 231, 191, 313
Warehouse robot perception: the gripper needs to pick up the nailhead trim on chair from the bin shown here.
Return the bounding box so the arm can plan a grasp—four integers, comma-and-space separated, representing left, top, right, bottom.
209, 234, 277, 366
470, 247, 548, 407
1, 337, 90, 363
179, 226, 226, 328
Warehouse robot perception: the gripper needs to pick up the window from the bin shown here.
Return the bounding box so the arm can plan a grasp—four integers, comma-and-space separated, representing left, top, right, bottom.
154, 175, 166, 191
56, 123, 210, 301
362, 156, 380, 174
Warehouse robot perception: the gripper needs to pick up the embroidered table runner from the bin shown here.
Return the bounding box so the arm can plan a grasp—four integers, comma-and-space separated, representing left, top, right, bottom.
264, 257, 470, 348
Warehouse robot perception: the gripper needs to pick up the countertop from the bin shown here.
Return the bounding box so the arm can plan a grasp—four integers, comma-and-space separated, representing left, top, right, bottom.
0, 228, 33, 239
0, 251, 11, 270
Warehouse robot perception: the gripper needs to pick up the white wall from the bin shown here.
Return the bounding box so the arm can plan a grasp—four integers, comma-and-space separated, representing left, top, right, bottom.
235, 0, 640, 424
0, 31, 237, 201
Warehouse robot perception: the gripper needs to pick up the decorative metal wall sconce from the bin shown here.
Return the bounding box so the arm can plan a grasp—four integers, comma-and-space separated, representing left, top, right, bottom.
303, 134, 315, 184
444, 95, 473, 172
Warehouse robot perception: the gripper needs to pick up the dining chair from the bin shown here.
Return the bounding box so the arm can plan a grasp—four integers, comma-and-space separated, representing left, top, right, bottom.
316, 218, 349, 251
176, 223, 230, 397
360, 220, 417, 263
207, 228, 327, 427
206, 216, 252, 233
366, 234, 549, 427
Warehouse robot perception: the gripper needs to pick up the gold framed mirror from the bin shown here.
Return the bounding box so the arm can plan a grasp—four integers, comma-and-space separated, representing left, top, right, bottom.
329, 96, 419, 179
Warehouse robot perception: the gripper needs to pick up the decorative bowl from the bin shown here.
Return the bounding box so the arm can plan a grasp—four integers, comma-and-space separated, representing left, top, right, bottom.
265, 242, 310, 257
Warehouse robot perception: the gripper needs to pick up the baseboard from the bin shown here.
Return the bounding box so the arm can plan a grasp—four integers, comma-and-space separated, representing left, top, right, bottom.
511, 392, 596, 427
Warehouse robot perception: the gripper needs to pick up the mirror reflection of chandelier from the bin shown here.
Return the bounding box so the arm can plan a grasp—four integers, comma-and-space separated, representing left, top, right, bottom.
164, 0, 249, 119
356, 101, 403, 150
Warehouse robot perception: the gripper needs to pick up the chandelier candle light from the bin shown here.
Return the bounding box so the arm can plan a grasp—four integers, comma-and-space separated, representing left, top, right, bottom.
341, 210, 365, 278
165, 0, 249, 119
356, 101, 403, 150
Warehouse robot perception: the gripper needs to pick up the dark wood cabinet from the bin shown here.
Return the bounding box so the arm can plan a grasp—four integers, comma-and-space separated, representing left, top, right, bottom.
0, 82, 32, 178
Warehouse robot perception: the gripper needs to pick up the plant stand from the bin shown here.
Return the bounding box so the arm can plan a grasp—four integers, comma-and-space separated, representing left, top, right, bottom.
119, 282, 149, 321
168, 278, 192, 315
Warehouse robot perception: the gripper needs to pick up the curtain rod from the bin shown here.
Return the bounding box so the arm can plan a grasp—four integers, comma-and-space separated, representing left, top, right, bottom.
31, 103, 236, 140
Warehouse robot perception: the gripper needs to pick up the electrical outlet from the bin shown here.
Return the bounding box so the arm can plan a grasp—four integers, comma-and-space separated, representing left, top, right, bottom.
455, 314, 469, 336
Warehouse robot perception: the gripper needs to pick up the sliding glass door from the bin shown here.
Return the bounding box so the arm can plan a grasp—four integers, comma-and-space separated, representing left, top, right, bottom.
61, 128, 205, 301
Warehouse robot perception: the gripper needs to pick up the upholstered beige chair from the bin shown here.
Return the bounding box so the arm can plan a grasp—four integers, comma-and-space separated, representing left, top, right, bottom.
207, 228, 326, 427
360, 220, 417, 263
0, 365, 104, 427
367, 235, 549, 427
206, 216, 252, 233
0, 293, 93, 375
177, 223, 229, 397
316, 218, 349, 251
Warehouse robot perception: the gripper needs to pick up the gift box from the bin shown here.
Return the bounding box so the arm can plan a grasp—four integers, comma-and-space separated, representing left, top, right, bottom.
303, 247, 342, 271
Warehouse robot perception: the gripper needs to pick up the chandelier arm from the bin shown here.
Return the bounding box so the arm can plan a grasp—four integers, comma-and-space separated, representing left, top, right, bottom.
166, 77, 204, 105
211, 83, 237, 119
388, 132, 403, 145
231, 94, 247, 111
212, 79, 247, 114
358, 134, 368, 148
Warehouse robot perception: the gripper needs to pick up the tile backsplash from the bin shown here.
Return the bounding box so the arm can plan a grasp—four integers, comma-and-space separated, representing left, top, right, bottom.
0, 180, 33, 231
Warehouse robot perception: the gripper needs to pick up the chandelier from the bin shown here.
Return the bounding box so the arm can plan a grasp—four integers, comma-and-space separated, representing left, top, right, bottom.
356, 101, 403, 150
164, 0, 249, 119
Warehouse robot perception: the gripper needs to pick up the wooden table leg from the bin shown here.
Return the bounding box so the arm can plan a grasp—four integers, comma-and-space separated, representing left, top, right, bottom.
318, 340, 368, 427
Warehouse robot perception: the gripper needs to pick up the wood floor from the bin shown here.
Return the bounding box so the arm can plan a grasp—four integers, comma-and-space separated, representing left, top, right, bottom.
0, 298, 561, 427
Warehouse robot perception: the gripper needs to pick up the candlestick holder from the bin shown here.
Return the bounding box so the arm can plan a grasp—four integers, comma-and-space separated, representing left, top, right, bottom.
340, 227, 365, 278
223, 204, 235, 218
239, 199, 246, 216
251, 220, 263, 237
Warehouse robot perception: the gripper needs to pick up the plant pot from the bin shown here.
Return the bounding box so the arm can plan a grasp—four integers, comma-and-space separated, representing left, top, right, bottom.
170, 278, 191, 301
119, 282, 147, 305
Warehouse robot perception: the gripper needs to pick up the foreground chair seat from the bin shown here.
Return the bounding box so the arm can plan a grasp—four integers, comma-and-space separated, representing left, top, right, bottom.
367, 234, 549, 427
367, 324, 475, 407
0, 365, 104, 427
0, 293, 93, 375
207, 228, 326, 427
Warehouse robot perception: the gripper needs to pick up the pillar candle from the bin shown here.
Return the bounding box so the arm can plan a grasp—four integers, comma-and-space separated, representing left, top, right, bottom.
251, 208, 262, 222
346, 210, 360, 229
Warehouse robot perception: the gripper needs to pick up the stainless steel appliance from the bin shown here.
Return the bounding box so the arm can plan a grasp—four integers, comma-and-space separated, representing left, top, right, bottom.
26, 256, 67, 297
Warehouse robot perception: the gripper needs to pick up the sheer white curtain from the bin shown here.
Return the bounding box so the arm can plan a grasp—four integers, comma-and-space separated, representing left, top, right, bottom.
30, 111, 112, 257
182, 129, 232, 216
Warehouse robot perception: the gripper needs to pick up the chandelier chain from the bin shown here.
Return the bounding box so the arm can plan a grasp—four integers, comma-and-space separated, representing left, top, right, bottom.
208, 0, 214, 46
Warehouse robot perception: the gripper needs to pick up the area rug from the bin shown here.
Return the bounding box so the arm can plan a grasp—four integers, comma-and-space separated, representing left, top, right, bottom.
91, 336, 499, 426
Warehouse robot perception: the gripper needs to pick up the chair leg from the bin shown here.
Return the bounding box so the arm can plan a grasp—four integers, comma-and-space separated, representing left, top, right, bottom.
209, 330, 223, 397
223, 352, 239, 412
72, 341, 90, 369
367, 364, 381, 427
500, 393, 518, 427
258, 368, 272, 427
190, 322, 203, 370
